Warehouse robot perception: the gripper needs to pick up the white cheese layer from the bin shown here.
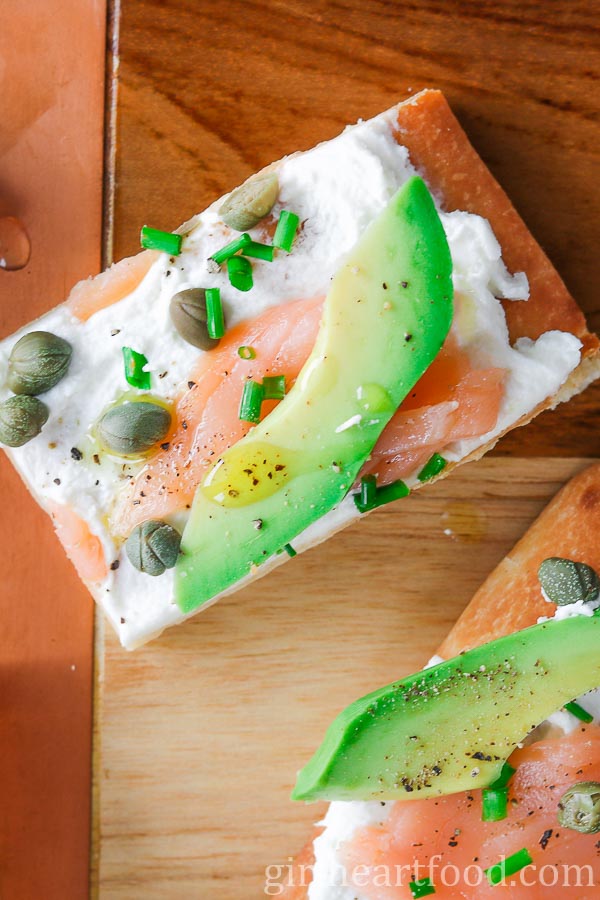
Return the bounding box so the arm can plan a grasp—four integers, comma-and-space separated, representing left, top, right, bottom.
0, 108, 582, 648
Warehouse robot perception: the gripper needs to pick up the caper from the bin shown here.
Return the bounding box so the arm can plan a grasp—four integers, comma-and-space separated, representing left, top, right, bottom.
170, 289, 223, 350
7, 330, 72, 395
219, 171, 279, 232
0, 395, 49, 447
97, 400, 171, 456
558, 782, 600, 834
125, 519, 181, 576
538, 557, 600, 606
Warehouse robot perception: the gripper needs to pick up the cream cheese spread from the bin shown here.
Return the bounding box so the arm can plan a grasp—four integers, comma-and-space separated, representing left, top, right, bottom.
0, 107, 582, 648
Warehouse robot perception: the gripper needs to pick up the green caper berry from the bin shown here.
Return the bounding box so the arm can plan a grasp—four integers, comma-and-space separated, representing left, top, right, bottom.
125, 519, 181, 576
8, 330, 72, 395
97, 400, 171, 456
170, 289, 222, 350
538, 557, 600, 606
558, 782, 600, 834
219, 171, 279, 232
0, 395, 49, 447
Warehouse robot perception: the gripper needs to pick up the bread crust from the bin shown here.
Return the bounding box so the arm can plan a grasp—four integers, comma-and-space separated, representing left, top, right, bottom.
394, 90, 598, 354
440, 460, 600, 657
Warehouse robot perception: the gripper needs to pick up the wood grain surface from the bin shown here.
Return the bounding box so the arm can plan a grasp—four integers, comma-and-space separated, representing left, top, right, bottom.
0, 2, 107, 898
95, 1, 600, 897
97, 458, 593, 898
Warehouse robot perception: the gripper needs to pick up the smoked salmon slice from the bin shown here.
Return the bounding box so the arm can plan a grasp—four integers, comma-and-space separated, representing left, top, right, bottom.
109, 301, 506, 538
343, 728, 600, 899
66, 250, 159, 322
109, 294, 324, 537
49, 502, 108, 583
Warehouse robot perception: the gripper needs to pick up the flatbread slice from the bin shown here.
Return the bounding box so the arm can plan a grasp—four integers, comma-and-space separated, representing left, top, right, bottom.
0, 90, 597, 648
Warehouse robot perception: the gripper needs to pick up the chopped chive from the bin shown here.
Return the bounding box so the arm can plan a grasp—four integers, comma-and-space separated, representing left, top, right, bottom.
565, 700, 594, 723
205, 287, 225, 339
227, 255, 254, 292
488, 762, 516, 790
283, 543, 297, 558
238, 345, 256, 360
374, 480, 410, 508
242, 240, 275, 262
418, 452, 447, 483
211, 232, 252, 265
485, 848, 532, 886
355, 477, 410, 513
140, 225, 182, 256
482, 787, 508, 822
273, 210, 300, 252
409, 877, 435, 898
122, 347, 151, 390
239, 380, 264, 424
357, 475, 377, 511
262, 375, 286, 400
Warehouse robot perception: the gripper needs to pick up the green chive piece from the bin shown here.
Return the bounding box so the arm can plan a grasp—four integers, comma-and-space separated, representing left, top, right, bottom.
227, 255, 254, 292
485, 848, 532, 886
239, 380, 264, 424
488, 762, 516, 790
122, 347, 151, 390
482, 787, 509, 822
356, 475, 377, 512
283, 543, 297, 558
205, 287, 225, 339
262, 375, 286, 400
565, 700, 594, 723
373, 480, 410, 508
211, 232, 252, 265
242, 240, 275, 262
409, 877, 436, 898
273, 210, 300, 252
418, 452, 447, 483
238, 346, 256, 360
140, 225, 182, 256
354, 477, 409, 513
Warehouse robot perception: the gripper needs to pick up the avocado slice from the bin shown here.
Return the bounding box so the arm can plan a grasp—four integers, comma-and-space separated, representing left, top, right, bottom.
175, 177, 453, 613
292, 611, 600, 803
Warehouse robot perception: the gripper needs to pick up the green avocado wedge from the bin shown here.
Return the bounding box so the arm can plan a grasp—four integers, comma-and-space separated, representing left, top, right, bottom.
292, 611, 600, 803
175, 177, 453, 613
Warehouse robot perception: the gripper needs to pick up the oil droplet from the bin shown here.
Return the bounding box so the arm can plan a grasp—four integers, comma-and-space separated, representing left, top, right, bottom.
0, 217, 31, 270
202, 441, 294, 508
441, 501, 486, 543
356, 383, 393, 414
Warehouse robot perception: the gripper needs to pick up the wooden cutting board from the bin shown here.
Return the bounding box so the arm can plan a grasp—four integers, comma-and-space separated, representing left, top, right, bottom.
95, 458, 595, 897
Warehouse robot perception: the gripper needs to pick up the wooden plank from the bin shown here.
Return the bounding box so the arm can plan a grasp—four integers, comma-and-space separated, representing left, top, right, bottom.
0, 2, 106, 898
97, 457, 593, 897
